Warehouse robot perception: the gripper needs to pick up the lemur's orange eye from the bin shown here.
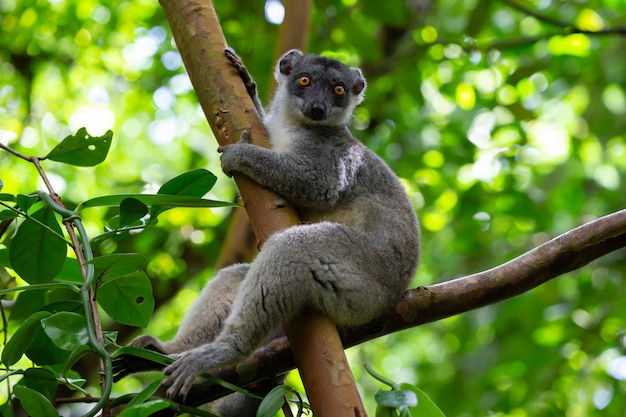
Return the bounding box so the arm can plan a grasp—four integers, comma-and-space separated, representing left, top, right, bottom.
333, 85, 345, 96
298, 76, 311, 86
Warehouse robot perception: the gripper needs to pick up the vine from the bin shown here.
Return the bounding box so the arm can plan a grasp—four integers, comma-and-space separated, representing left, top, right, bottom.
0, 128, 234, 417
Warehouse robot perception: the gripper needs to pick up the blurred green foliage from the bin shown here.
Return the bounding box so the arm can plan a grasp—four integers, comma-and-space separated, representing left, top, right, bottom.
1, 0, 625, 416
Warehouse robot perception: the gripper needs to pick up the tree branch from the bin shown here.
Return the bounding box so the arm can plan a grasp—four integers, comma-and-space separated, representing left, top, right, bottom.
176, 208, 626, 405
471, 0, 626, 51
498, 0, 574, 29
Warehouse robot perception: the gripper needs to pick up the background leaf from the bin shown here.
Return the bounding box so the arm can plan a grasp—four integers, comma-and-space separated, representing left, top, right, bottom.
90, 253, 146, 282
401, 383, 446, 417
0, 210, 18, 220
25, 324, 72, 366
15, 194, 38, 212
1, 1, 625, 415
8, 207, 66, 284
19, 368, 58, 400
9, 289, 47, 321
41, 312, 89, 351
118, 198, 149, 228
2, 311, 51, 366
13, 386, 60, 417
46, 128, 113, 167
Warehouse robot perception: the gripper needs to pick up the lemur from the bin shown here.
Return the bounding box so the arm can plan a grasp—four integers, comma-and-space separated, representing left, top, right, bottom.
117, 49, 420, 415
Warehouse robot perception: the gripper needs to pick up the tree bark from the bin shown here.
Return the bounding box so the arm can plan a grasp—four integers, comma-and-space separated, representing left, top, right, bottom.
159, 0, 366, 415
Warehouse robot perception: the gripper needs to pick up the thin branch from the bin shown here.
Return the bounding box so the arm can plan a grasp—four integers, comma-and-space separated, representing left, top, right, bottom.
472, 27, 626, 51
473, 0, 626, 51
0, 143, 31, 160
35, 192, 112, 417
0, 201, 73, 246
499, 0, 575, 29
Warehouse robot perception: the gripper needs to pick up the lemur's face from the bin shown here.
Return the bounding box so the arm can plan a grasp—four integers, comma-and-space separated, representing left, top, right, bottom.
277, 52, 366, 126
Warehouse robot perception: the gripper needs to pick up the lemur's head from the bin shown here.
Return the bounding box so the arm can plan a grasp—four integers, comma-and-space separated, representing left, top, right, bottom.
273, 49, 367, 126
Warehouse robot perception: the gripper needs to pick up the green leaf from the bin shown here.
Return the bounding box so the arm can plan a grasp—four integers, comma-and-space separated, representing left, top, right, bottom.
77, 193, 235, 211
112, 346, 174, 366
13, 386, 60, 417
16, 194, 38, 212
0, 192, 16, 202
118, 198, 148, 228
97, 271, 154, 327
196, 372, 262, 399
20, 368, 58, 400
9, 207, 66, 283
1, 249, 85, 285
46, 127, 113, 167
126, 380, 162, 408
0, 210, 18, 220
41, 312, 89, 351
400, 383, 447, 417
151, 169, 217, 218
45, 287, 81, 304
157, 169, 217, 197
60, 344, 93, 379
25, 323, 72, 366
2, 311, 51, 366
257, 385, 295, 417
54, 256, 83, 284
90, 253, 146, 282
9, 289, 47, 321
117, 399, 170, 417
57, 375, 87, 391
375, 389, 418, 408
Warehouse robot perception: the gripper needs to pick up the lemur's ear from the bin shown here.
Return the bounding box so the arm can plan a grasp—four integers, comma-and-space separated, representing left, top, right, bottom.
350, 68, 367, 97
276, 49, 304, 78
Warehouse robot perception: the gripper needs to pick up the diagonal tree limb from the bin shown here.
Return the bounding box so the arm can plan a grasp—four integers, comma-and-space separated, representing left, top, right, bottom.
176, 208, 626, 405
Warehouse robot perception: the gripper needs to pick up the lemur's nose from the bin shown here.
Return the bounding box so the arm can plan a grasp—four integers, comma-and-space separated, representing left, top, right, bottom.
307, 102, 327, 121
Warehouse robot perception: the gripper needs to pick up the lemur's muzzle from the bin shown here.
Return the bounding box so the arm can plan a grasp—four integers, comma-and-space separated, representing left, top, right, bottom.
304, 101, 327, 121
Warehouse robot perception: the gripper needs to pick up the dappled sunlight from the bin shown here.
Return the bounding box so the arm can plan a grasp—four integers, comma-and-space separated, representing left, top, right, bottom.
0, 0, 625, 415
264, 0, 285, 25
69, 105, 115, 136
523, 120, 571, 166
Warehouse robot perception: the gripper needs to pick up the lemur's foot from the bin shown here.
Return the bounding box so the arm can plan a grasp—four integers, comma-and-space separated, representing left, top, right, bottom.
225, 48, 258, 99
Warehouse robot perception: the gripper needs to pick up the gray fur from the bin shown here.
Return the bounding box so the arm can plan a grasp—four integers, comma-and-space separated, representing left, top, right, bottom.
128, 49, 420, 415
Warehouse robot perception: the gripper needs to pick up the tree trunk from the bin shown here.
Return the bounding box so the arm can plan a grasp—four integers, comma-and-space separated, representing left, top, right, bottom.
159, 0, 367, 414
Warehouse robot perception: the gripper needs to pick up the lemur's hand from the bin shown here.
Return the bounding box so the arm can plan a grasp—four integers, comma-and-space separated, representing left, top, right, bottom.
218, 130, 252, 177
